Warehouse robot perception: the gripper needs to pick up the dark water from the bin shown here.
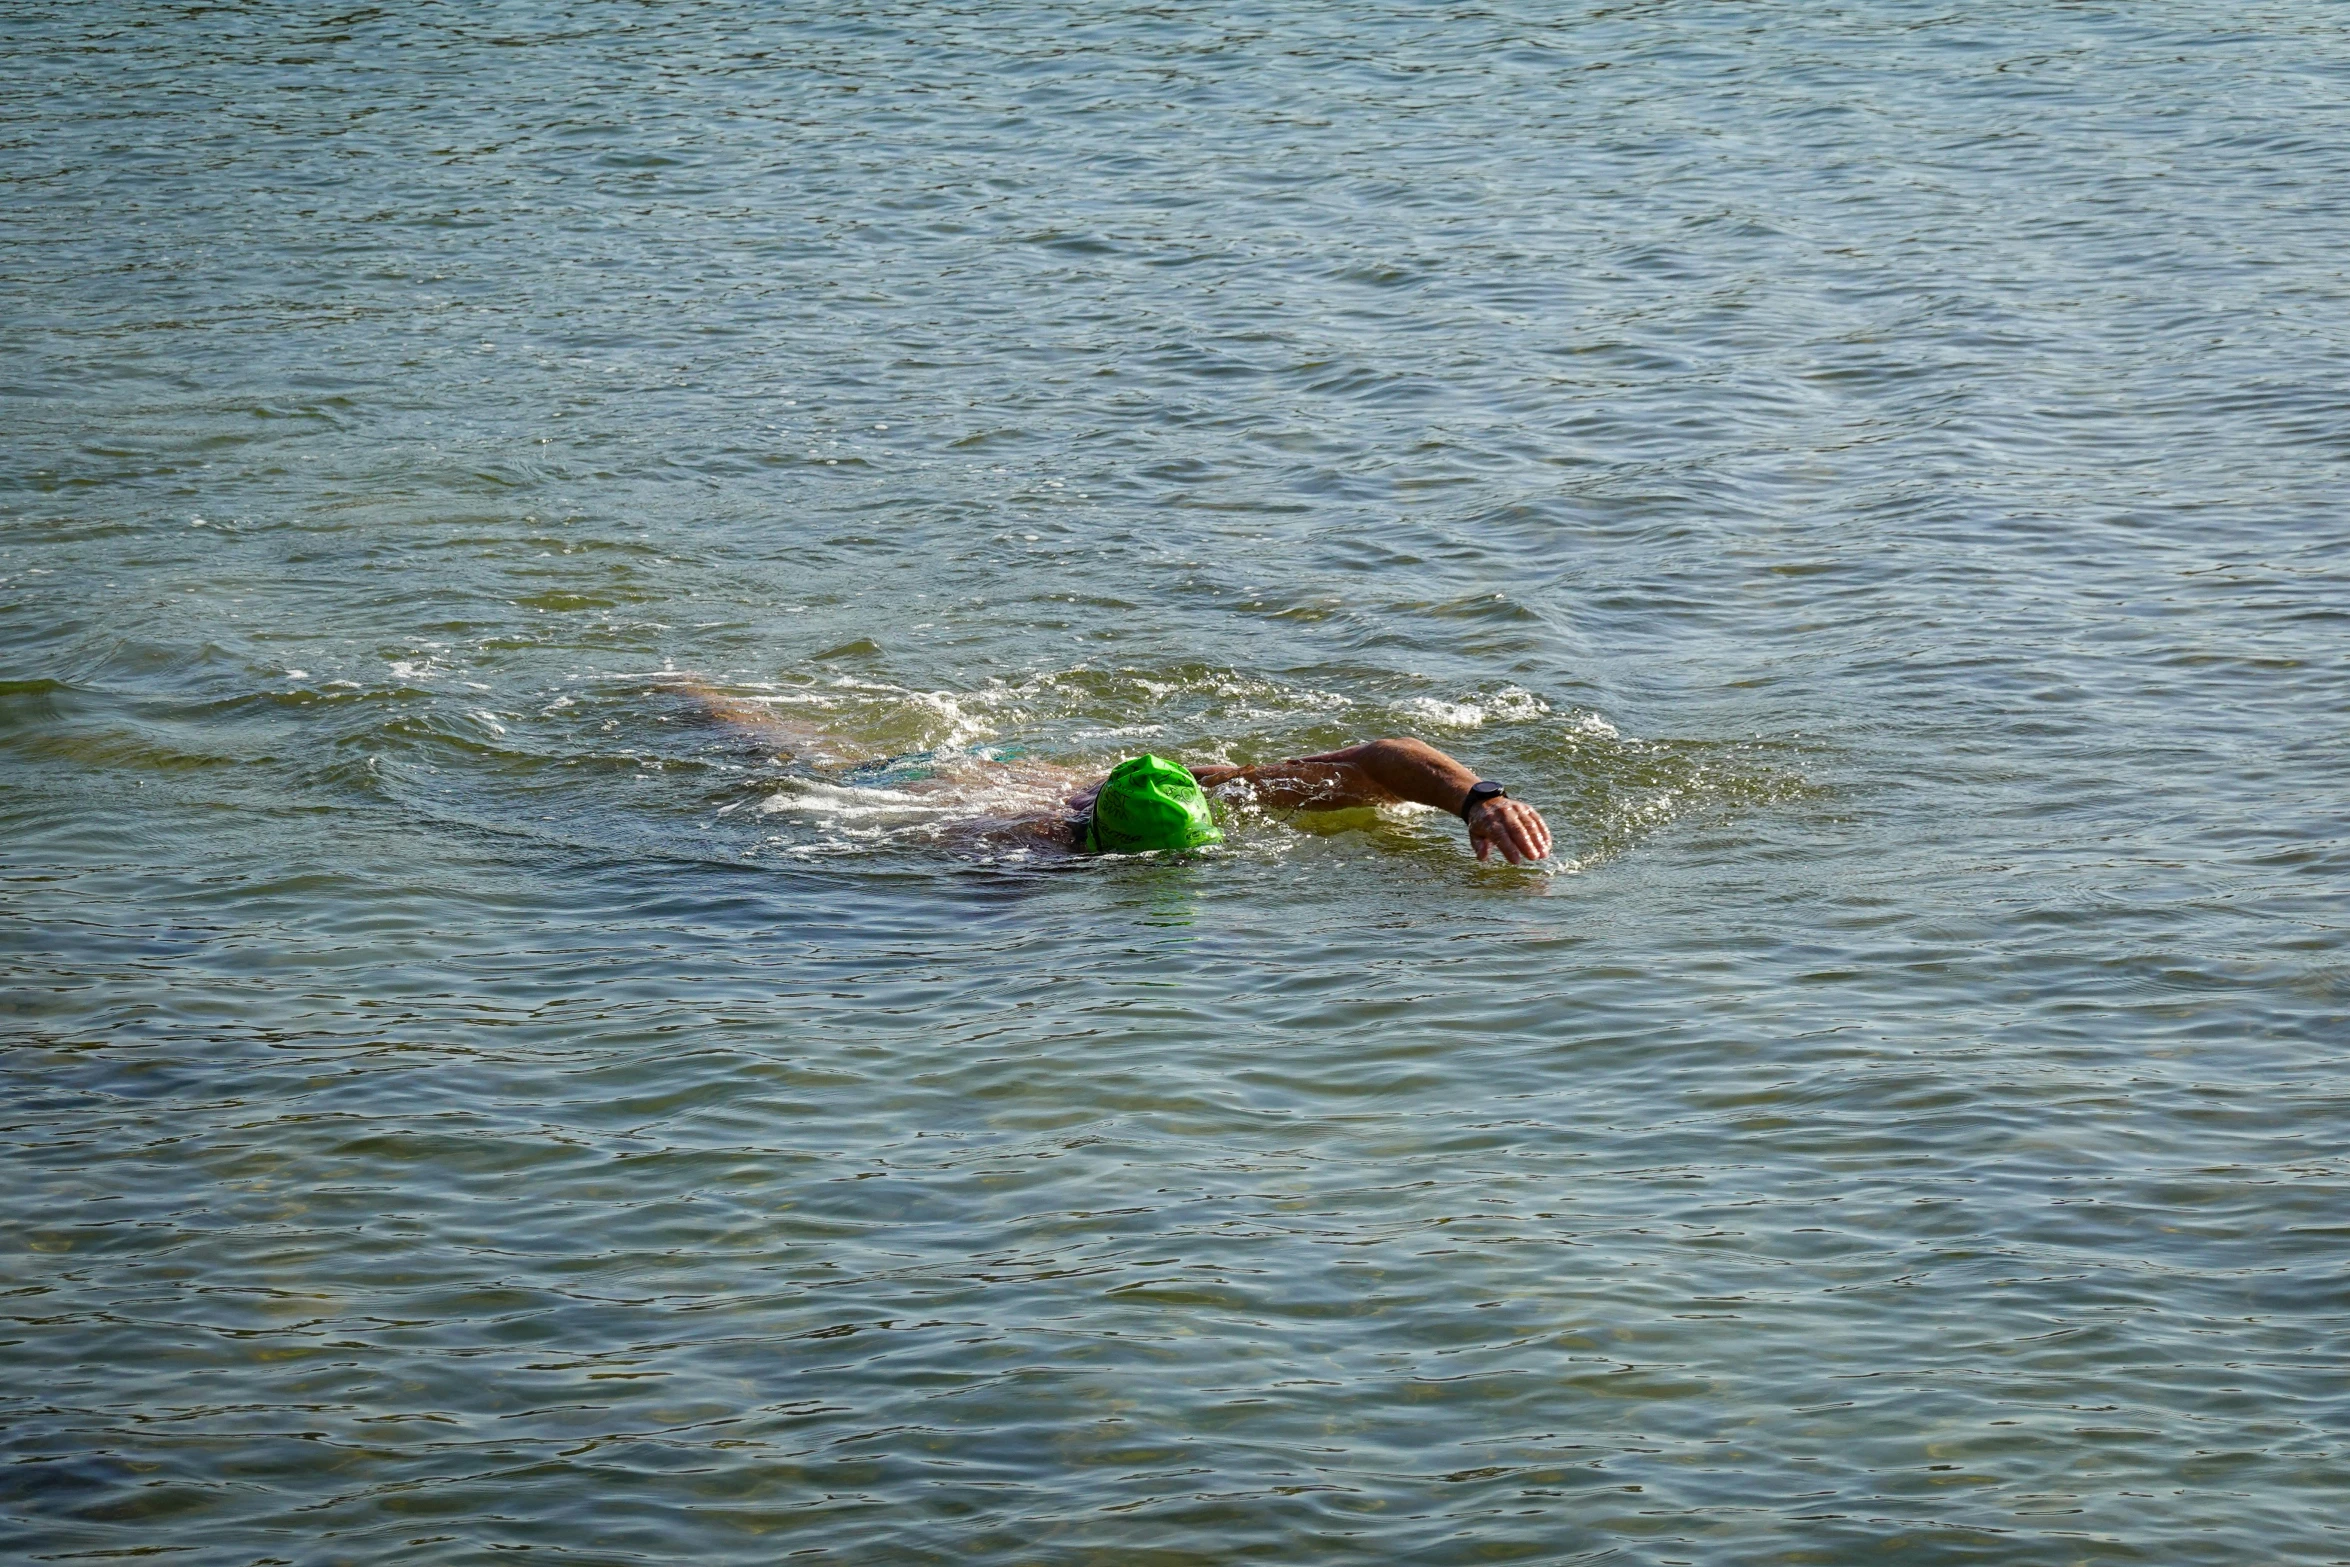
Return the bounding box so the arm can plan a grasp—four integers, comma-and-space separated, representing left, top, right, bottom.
6, 3, 2349, 1562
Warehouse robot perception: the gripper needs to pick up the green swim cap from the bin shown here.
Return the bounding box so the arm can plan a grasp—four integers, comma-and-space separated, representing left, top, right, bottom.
1079, 754, 1224, 855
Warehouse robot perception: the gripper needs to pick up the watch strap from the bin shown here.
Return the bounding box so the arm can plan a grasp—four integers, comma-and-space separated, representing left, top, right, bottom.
1460, 781, 1508, 819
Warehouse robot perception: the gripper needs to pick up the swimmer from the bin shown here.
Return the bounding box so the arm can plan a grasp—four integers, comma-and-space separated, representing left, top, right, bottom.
676, 682, 1554, 864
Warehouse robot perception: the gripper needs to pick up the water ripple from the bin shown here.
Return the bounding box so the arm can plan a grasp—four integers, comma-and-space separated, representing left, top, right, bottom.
9, 1, 2350, 1561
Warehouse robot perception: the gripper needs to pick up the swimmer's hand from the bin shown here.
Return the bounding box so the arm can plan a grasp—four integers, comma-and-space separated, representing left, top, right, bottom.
1467, 794, 1552, 865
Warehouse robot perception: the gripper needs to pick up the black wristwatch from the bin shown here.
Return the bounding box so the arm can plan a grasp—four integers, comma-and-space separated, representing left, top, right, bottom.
1460, 781, 1508, 820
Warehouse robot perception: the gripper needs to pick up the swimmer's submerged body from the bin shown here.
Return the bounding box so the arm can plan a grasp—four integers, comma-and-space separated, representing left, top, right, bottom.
677, 682, 1554, 864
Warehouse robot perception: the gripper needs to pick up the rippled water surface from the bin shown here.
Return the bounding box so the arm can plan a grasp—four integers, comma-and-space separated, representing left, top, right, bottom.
7, 3, 2350, 1562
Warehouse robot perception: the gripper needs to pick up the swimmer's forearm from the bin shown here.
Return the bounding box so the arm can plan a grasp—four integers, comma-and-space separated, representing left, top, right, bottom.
1321, 738, 1552, 863
1297, 737, 1481, 814
1193, 738, 1550, 861
1193, 738, 1474, 813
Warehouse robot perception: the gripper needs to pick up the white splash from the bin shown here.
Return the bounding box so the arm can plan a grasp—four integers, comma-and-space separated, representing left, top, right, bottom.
1398, 687, 1552, 729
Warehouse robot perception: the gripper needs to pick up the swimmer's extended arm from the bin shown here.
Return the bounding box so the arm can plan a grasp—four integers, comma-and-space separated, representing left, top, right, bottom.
669, 678, 870, 760
1192, 737, 1553, 864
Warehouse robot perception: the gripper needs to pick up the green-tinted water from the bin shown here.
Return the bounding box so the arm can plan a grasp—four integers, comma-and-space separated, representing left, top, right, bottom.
6, 3, 2348, 1562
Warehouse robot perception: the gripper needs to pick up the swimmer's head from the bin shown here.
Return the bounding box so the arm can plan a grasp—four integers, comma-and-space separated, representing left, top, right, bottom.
1078, 754, 1224, 855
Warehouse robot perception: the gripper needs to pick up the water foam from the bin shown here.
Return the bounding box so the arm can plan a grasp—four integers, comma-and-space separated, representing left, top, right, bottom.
1397, 686, 1553, 729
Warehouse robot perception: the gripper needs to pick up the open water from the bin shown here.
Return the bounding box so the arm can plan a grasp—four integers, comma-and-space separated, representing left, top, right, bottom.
6, 3, 2349, 1562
